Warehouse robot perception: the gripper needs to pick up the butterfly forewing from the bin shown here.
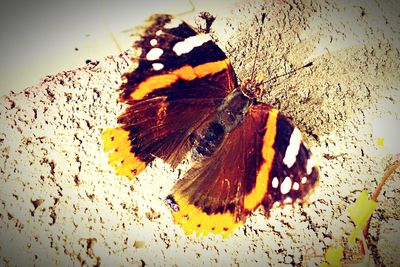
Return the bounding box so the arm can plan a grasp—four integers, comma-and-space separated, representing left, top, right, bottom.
102, 14, 238, 178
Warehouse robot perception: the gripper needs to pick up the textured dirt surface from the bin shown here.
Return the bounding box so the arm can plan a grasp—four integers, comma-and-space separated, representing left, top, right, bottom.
1, 0, 399, 266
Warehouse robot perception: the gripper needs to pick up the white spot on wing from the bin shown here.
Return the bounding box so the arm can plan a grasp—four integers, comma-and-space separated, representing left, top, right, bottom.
146, 48, 163, 61
301, 176, 307, 184
283, 128, 302, 168
284, 197, 292, 204
280, 176, 292, 194
307, 157, 315, 175
150, 39, 158, 46
152, 63, 164, 70
272, 177, 279, 188
173, 34, 212, 56
293, 182, 299, 190
156, 30, 163, 36
164, 18, 182, 29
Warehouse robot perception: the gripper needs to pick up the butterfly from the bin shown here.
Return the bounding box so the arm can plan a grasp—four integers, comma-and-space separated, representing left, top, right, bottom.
102, 14, 319, 238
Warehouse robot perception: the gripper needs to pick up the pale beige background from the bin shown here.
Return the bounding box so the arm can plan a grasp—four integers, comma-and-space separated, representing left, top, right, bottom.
0, 0, 234, 95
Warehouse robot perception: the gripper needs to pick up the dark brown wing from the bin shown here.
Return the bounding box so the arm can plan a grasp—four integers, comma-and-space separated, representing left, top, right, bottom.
102, 14, 237, 179
260, 108, 319, 213
166, 103, 319, 237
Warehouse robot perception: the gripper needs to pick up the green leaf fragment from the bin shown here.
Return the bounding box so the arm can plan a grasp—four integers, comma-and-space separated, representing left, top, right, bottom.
348, 227, 361, 246
319, 246, 344, 267
347, 191, 378, 245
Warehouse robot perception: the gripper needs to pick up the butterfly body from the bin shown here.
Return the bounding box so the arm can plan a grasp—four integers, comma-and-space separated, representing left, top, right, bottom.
102, 14, 319, 237
190, 88, 250, 159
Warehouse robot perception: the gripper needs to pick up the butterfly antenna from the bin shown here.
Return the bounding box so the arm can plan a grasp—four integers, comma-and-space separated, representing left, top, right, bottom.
263, 62, 313, 85
175, 0, 195, 17
250, 13, 267, 81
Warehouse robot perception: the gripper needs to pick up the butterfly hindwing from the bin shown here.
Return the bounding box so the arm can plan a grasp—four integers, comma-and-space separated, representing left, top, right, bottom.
102, 14, 238, 178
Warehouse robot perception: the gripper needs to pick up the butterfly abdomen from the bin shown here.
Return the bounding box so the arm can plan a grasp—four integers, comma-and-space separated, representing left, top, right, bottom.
194, 122, 225, 157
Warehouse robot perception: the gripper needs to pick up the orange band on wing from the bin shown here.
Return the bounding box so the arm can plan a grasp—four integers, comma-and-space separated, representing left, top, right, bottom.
102, 127, 147, 179
130, 59, 231, 100
171, 193, 243, 238
244, 109, 278, 211
192, 59, 230, 78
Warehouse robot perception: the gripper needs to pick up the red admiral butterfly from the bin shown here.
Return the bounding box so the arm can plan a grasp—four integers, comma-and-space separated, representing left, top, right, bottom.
102, 14, 319, 237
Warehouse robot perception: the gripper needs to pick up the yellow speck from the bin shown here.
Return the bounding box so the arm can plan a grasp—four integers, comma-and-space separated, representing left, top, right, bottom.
377, 137, 384, 147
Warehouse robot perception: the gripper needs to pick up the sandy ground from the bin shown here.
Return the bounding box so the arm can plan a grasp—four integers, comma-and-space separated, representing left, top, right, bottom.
1, 0, 399, 266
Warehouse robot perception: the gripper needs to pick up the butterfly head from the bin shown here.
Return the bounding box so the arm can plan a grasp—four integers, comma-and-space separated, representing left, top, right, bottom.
240, 73, 265, 100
